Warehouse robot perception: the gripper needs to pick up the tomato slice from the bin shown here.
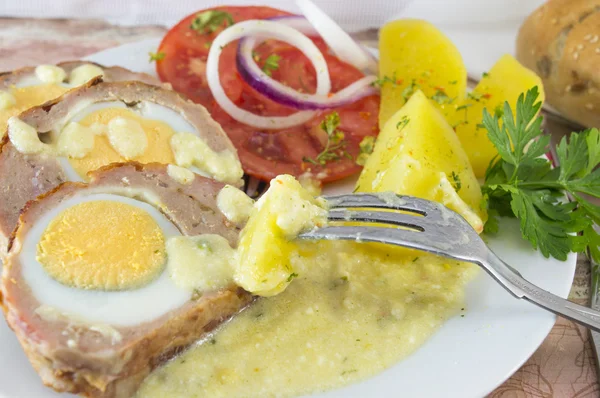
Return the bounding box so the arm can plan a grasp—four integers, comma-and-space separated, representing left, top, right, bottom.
156, 6, 379, 183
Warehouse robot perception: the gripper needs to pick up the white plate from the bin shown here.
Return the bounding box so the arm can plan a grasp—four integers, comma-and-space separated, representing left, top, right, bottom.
0, 39, 577, 398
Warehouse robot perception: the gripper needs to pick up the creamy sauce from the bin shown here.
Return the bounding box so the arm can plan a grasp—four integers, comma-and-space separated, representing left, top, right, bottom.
167, 164, 195, 185
138, 241, 476, 398
216, 185, 255, 225
0, 90, 16, 110
106, 116, 149, 159
7, 117, 51, 154
0, 84, 68, 137
165, 234, 235, 292
34, 65, 67, 84
171, 132, 243, 186
56, 122, 97, 158
68, 64, 105, 86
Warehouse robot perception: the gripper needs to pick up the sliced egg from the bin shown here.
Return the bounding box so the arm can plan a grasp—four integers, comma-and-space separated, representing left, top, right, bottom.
19, 192, 191, 326
53, 100, 236, 183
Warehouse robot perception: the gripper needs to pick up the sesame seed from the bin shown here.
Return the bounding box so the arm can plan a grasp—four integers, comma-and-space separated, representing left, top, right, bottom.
577, 44, 584, 50
591, 36, 599, 44
565, 85, 572, 92
573, 52, 580, 60
585, 103, 594, 110
551, 18, 558, 24
584, 34, 592, 40
596, 47, 600, 54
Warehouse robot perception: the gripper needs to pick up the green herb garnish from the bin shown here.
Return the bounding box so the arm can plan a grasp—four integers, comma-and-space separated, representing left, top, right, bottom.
356, 136, 376, 166
262, 54, 281, 77
148, 51, 165, 63
303, 112, 349, 165
482, 87, 600, 262
396, 115, 410, 130
401, 79, 420, 102
372, 73, 399, 88
287, 272, 299, 282
431, 89, 453, 105
450, 171, 462, 192
190, 10, 234, 34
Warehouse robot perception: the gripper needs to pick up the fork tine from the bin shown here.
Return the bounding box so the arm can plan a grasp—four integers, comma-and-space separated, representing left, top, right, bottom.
324, 193, 441, 216
328, 209, 426, 231
300, 225, 459, 260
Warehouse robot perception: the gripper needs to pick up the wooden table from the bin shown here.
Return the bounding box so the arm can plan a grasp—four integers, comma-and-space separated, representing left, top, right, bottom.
1, 16, 598, 398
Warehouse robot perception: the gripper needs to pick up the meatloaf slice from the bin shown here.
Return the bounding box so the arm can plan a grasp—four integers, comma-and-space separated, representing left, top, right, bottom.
1, 162, 253, 398
0, 79, 241, 259
0, 61, 160, 89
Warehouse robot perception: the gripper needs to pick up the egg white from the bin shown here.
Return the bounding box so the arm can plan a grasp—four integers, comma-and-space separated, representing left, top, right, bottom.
19, 192, 192, 327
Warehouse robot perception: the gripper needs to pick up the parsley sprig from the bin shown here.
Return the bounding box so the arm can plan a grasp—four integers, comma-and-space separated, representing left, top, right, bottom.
304, 112, 349, 166
190, 10, 234, 34
482, 87, 600, 262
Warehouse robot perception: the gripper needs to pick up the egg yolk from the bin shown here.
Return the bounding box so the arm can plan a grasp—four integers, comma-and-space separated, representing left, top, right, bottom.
0, 84, 68, 138
67, 108, 176, 180
36, 200, 166, 291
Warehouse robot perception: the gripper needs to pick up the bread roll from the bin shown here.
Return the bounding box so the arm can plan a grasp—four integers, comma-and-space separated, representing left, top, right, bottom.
516, 0, 600, 128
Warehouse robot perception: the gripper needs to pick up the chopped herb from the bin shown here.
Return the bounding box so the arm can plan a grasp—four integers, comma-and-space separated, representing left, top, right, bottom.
203, 41, 212, 49
262, 54, 281, 77
482, 87, 600, 262
287, 272, 299, 282
356, 136, 376, 166
303, 112, 350, 165
431, 89, 453, 105
197, 241, 212, 252
341, 369, 358, 376
255, 312, 264, 318
449, 80, 458, 85
467, 91, 484, 101
148, 51, 165, 63
190, 10, 234, 34
191, 289, 202, 301
340, 276, 349, 281
455, 104, 472, 112
476, 123, 485, 130
401, 79, 420, 102
396, 115, 410, 130
210, 338, 217, 345
450, 171, 462, 192
412, 257, 419, 262
482, 71, 490, 78
372, 73, 399, 88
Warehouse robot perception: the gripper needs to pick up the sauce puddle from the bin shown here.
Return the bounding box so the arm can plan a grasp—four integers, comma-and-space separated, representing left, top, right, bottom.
138, 241, 476, 398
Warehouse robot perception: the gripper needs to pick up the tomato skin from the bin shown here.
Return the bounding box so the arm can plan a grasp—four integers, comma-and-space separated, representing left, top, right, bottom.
156, 6, 379, 183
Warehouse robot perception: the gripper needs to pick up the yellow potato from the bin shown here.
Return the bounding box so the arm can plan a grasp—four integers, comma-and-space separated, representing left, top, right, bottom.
234, 175, 326, 296
447, 54, 545, 177
356, 90, 486, 233
378, 19, 467, 127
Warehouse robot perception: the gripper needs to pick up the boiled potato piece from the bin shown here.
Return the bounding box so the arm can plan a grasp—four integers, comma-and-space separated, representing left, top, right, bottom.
447, 54, 545, 177
356, 90, 486, 233
234, 175, 327, 296
378, 19, 467, 127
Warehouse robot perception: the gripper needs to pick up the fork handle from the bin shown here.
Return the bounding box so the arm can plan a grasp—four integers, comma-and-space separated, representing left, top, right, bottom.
485, 252, 600, 332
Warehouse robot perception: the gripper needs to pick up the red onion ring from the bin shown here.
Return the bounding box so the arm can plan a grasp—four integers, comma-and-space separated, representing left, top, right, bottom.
236, 16, 379, 111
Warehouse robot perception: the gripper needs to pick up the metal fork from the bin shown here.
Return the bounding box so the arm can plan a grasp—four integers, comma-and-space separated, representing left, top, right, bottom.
299, 193, 600, 332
